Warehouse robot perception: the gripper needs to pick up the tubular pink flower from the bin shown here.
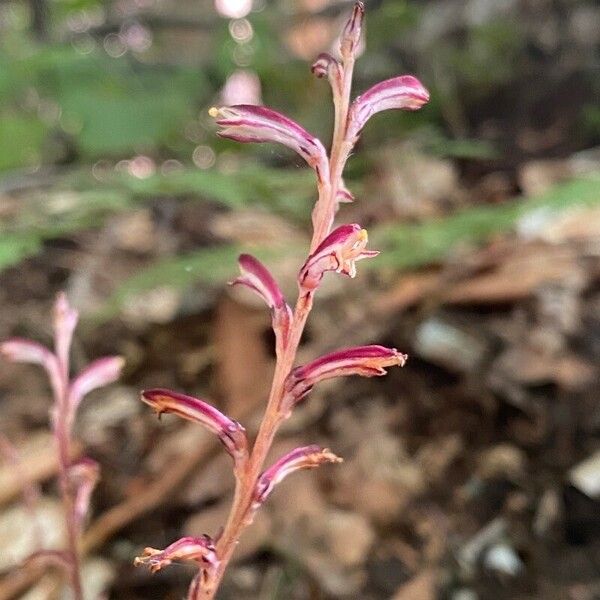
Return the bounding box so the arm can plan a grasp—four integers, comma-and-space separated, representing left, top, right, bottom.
284, 345, 407, 405
0, 338, 63, 400
254, 445, 342, 505
134, 535, 218, 574
298, 223, 379, 292
347, 75, 430, 142
210, 104, 330, 182
311, 52, 343, 98
340, 1, 364, 59
141, 389, 248, 464
68, 458, 100, 532
230, 254, 293, 350
68, 356, 125, 413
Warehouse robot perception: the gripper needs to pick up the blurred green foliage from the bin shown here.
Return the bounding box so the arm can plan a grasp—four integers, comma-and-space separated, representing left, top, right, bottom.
96, 175, 599, 318
1, 0, 598, 320
0, 44, 207, 166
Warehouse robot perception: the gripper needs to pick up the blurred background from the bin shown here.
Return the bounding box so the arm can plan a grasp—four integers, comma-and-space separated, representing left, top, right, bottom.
1, 0, 599, 598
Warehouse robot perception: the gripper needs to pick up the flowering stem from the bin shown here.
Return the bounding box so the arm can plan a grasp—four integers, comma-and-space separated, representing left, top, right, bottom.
134, 3, 431, 596
194, 52, 357, 600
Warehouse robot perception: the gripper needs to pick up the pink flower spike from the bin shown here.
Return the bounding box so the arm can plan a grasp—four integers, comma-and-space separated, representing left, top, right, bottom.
68, 458, 100, 531
340, 1, 365, 59
0, 338, 63, 400
134, 535, 218, 574
347, 75, 430, 142
141, 389, 248, 463
69, 356, 125, 413
298, 224, 379, 293
311, 53, 343, 97
53, 293, 78, 377
285, 345, 407, 405
255, 445, 342, 505
210, 104, 329, 181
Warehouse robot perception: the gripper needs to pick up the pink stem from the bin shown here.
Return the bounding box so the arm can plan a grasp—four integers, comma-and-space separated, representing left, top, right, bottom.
54, 360, 84, 600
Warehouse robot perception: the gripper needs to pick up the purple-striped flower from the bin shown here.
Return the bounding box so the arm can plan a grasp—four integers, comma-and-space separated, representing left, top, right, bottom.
230, 254, 292, 350
141, 389, 248, 464
134, 535, 218, 574
210, 104, 329, 182
347, 75, 430, 143
68, 458, 100, 531
285, 345, 407, 405
298, 224, 378, 292
254, 445, 342, 506
340, 1, 364, 59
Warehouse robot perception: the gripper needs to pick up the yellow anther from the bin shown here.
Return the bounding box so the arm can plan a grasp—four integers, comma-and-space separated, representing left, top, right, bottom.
358, 229, 368, 242
208, 106, 220, 118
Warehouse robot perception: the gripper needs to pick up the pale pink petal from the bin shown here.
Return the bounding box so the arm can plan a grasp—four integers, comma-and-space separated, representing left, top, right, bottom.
68, 356, 124, 412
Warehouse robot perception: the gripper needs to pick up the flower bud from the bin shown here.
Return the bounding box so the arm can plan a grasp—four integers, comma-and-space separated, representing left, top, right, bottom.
141, 389, 248, 464
231, 254, 292, 352
298, 224, 378, 292
311, 52, 343, 98
254, 445, 342, 506
285, 345, 407, 405
347, 75, 430, 143
134, 535, 218, 574
340, 1, 364, 59
210, 104, 329, 182
53, 293, 78, 374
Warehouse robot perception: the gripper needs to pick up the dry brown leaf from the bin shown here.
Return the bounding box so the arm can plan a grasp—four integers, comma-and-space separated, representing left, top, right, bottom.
212, 294, 274, 416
